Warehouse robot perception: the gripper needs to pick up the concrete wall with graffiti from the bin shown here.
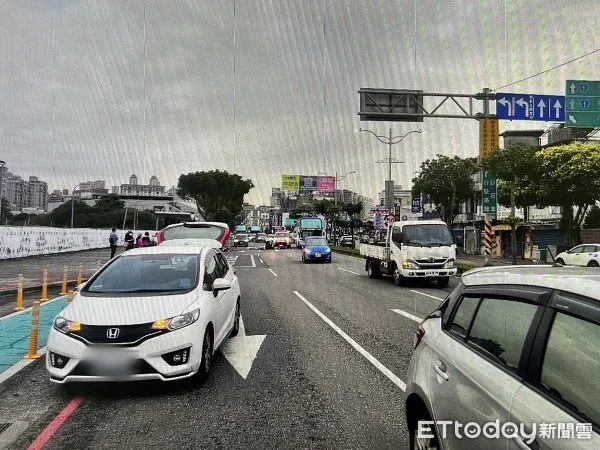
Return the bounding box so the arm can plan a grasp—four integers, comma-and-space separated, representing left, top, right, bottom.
0, 227, 153, 260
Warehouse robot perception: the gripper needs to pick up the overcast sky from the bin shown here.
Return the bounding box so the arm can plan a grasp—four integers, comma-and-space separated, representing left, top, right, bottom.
1, 0, 598, 205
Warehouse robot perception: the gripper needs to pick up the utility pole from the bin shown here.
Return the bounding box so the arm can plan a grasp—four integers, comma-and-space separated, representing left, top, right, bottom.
0, 160, 5, 223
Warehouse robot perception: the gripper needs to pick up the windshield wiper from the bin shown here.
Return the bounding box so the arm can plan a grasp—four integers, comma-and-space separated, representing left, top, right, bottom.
103, 288, 183, 294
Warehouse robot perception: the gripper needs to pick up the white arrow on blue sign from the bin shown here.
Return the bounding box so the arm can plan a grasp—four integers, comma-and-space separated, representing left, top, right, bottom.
496, 93, 565, 122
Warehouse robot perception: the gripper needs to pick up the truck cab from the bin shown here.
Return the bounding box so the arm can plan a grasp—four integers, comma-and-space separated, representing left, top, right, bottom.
360, 220, 457, 287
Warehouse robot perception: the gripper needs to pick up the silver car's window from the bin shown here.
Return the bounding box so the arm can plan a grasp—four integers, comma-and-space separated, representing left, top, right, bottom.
582, 245, 597, 253
467, 298, 540, 372
540, 312, 600, 425
86, 254, 199, 294
448, 297, 480, 339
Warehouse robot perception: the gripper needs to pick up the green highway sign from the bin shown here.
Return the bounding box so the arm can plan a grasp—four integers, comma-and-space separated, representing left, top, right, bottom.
565, 80, 600, 128
482, 170, 497, 216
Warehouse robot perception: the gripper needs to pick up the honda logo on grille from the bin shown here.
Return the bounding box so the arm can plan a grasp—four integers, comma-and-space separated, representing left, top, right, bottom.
106, 328, 120, 339
428, 257, 435, 263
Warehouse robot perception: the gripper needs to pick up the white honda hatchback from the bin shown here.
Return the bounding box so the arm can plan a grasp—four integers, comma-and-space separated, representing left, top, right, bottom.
46, 244, 241, 383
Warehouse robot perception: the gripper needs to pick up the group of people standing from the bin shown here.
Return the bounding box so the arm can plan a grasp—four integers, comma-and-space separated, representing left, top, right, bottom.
109, 228, 156, 258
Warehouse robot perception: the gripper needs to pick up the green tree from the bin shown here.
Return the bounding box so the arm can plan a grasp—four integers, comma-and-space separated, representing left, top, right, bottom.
0, 198, 13, 225
412, 155, 478, 227
584, 205, 600, 229
94, 194, 125, 212
177, 170, 254, 228
535, 143, 600, 245
482, 144, 541, 264
342, 202, 363, 243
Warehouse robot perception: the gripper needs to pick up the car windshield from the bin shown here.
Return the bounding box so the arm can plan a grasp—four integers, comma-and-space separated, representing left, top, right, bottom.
85, 254, 199, 294
306, 238, 328, 246
163, 224, 227, 241
236, 234, 248, 239
402, 224, 454, 247
275, 232, 288, 238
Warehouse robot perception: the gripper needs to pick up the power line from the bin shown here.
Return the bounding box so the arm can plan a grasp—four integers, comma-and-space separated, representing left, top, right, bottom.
493, 47, 600, 91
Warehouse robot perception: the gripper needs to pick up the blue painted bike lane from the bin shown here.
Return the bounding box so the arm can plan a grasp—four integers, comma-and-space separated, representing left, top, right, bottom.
0, 297, 68, 373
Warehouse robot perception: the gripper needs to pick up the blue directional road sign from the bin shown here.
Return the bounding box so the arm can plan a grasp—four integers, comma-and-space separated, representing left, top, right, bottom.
496, 93, 565, 122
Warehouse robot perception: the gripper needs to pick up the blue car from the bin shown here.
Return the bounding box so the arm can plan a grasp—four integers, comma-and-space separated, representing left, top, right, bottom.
302, 237, 332, 263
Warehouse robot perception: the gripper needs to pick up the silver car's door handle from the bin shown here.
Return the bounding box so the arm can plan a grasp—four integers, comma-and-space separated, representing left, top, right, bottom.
433, 360, 449, 381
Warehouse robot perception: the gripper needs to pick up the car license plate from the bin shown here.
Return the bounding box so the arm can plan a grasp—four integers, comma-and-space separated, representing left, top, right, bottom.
425, 271, 438, 276
89, 349, 135, 373
315, 252, 321, 257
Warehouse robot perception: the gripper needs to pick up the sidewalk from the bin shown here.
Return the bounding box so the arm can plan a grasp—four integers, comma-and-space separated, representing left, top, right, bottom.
0, 248, 116, 294
457, 253, 537, 267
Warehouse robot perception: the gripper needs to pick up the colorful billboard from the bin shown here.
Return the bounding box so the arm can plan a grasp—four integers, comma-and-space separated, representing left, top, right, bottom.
300, 176, 317, 192
282, 175, 300, 192
317, 176, 335, 193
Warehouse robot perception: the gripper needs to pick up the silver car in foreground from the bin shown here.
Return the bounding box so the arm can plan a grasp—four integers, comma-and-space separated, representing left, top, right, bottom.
406, 265, 600, 450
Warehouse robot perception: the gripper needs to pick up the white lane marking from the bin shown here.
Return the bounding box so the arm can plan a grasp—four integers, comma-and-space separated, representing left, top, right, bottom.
0, 346, 47, 386
410, 290, 443, 301
338, 267, 360, 276
391, 309, 423, 323
268, 269, 278, 277
0, 296, 66, 322
0, 421, 29, 450
259, 259, 264, 264
293, 291, 406, 391
250, 255, 256, 267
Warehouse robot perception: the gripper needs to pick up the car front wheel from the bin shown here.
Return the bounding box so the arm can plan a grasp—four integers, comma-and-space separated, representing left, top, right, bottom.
198, 327, 213, 381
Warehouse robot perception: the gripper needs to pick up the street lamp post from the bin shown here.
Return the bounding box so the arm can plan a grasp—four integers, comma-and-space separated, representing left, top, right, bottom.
358, 128, 421, 212
70, 183, 81, 228
0, 160, 5, 224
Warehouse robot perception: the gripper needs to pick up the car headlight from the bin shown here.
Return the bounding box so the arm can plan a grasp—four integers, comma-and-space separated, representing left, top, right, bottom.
152, 308, 200, 331
324, 248, 331, 253
402, 260, 419, 270
53, 316, 81, 333
443, 259, 455, 269
304, 248, 312, 254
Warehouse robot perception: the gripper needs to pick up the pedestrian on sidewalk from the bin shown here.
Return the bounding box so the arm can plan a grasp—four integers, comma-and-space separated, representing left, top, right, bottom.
109, 228, 119, 259
135, 233, 144, 248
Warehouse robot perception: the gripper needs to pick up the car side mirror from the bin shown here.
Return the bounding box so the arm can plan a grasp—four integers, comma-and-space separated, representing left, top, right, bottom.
212, 278, 231, 296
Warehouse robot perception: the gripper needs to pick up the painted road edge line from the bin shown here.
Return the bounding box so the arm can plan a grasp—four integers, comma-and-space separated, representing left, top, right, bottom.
250, 254, 256, 267
391, 309, 423, 323
259, 258, 264, 264
338, 267, 360, 275
410, 290, 443, 301
28, 396, 85, 450
0, 347, 47, 386
293, 290, 406, 392
0, 295, 67, 322
268, 269, 278, 277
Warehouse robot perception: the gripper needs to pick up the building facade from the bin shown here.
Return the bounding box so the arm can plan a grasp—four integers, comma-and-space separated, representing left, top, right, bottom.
0, 165, 48, 212
112, 174, 166, 197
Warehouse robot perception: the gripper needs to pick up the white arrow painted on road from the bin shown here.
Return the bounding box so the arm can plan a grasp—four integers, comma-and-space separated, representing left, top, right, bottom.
569, 115, 577, 124
498, 97, 512, 116
220, 315, 266, 379
554, 99, 563, 118
537, 99, 546, 117
516, 98, 529, 117
570, 83, 576, 94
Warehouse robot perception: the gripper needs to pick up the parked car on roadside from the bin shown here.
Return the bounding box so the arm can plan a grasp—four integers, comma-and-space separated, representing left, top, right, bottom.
338, 235, 355, 247
555, 244, 600, 267
155, 222, 231, 251
406, 265, 600, 449
47, 245, 241, 383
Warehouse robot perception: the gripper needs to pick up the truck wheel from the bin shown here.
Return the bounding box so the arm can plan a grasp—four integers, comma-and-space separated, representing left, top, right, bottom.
437, 277, 449, 288
367, 260, 381, 279
393, 268, 405, 286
